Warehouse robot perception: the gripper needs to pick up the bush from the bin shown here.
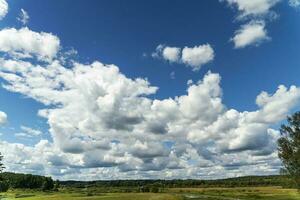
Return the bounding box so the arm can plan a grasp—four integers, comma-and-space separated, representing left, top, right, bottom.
0, 181, 9, 192
139, 186, 150, 192
42, 177, 54, 191
53, 180, 60, 191
86, 192, 94, 196
150, 186, 159, 193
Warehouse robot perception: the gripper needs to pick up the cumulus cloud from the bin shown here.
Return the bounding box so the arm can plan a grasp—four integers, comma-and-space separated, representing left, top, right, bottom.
0, 26, 299, 180
152, 45, 181, 63
222, 0, 280, 19
0, 27, 60, 61
163, 47, 181, 63
152, 44, 214, 71
0, 0, 8, 20
17, 9, 30, 25
0, 54, 299, 179
181, 45, 215, 71
221, 0, 280, 49
0, 111, 7, 125
232, 21, 270, 48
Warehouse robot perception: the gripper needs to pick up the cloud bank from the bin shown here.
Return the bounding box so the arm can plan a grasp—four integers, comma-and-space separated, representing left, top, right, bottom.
0, 27, 299, 180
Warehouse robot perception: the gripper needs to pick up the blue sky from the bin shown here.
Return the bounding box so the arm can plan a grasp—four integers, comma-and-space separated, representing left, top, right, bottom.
0, 0, 300, 180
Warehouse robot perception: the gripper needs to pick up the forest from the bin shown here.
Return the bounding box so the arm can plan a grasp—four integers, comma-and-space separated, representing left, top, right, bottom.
0, 172, 56, 192
0, 172, 296, 193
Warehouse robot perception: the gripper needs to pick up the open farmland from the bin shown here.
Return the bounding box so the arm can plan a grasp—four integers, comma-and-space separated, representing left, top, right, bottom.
1, 187, 300, 200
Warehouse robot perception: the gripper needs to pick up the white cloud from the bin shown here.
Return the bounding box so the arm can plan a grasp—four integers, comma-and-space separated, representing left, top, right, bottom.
162, 47, 181, 63
152, 44, 214, 71
152, 45, 181, 63
151, 44, 164, 58
232, 21, 270, 48
13, 126, 42, 139
20, 126, 42, 137
15, 132, 33, 139
0, 27, 60, 61
289, 0, 300, 7
0, 27, 299, 180
221, 0, 280, 49
188, 84, 300, 153
0, 111, 7, 125
222, 0, 280, 19
0, 0, 8, 20
181, 45, 215, 71
17, 9, 30, 25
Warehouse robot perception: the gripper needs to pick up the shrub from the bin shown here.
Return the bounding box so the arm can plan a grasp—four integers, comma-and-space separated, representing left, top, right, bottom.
0, 181, 9, 192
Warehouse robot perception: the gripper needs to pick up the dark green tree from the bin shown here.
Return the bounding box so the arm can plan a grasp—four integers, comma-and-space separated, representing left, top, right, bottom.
278, 112, 300, 188
53, 180, 60, 191
0, 152, 9, 192
42, 177, 54, 191
0, 152, 4, 172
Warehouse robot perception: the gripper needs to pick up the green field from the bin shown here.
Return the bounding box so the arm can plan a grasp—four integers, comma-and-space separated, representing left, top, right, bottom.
1, 187, 300, 200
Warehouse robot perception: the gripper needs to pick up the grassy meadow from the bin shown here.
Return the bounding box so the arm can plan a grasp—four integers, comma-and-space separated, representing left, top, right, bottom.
1, 187, 300, 200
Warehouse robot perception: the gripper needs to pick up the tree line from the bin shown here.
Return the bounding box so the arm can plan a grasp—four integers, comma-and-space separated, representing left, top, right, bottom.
61, 175, 295, 189
0, 169, 57, 192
